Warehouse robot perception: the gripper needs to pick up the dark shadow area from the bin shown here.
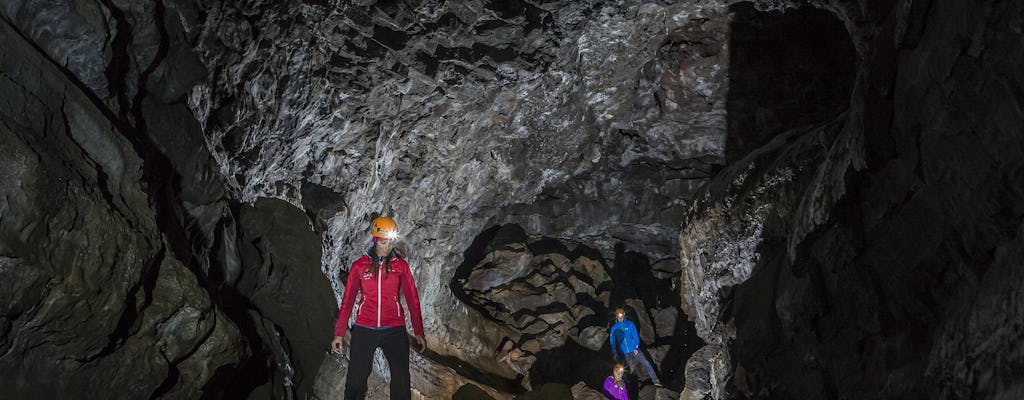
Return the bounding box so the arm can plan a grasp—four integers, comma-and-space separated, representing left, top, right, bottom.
450, 224, 516, 324
725, 2, 856, 162
513, 383, 574, 400
609, 243, 660, 309
528, 339, 613, 397
607, 242, 704, 391
453, 383, 498, 400
234, 198, 337, 399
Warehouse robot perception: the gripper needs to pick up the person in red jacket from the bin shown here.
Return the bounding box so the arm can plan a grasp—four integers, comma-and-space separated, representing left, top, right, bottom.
330, 216, 426, 400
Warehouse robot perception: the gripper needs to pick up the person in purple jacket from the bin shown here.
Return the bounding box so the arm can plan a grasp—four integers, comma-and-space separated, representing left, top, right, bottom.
603, 363, 629, 400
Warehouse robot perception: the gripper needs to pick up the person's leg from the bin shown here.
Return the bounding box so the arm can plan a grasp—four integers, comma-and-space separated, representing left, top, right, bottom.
622, 351, 633, 371
379, 327, 412, 400
344, 326, 377, 400
634, 351, 661, 385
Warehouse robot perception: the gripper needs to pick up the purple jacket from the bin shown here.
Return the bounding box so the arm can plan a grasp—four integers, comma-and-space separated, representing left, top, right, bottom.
603, 376, 628, 400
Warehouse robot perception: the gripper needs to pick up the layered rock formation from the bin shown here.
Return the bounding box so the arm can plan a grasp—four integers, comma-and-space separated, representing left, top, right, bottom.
1, 0, 1022, 399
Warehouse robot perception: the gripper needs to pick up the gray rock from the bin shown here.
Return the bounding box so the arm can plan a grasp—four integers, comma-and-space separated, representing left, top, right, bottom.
0, 16, 244, 398
652, 307, 679, 338
571, 381, 609, 400
574, 325, 608, 352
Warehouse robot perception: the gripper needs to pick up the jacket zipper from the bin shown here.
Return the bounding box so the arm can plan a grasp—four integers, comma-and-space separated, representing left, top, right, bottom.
376, 268, 382, 327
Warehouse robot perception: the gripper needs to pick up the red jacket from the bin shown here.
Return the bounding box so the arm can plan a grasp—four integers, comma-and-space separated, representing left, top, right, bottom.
334, 252, 424, 338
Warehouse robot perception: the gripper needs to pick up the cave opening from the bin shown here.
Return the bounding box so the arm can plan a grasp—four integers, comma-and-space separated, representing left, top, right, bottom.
451, 223, 703, 395
725, 2, 857, 162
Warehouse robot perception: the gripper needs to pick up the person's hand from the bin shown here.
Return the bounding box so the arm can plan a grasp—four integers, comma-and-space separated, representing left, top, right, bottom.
633, 349, 639, 355
331, 336, 344, 354
413, 335, 426, 352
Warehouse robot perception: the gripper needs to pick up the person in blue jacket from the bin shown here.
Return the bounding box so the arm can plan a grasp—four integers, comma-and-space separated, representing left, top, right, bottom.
609, 307, 661, 386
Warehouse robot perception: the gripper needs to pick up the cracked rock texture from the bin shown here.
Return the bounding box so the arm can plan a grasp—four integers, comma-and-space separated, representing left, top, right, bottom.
185, 0, 726, 398
1, 0, 335, 398
0, 13, 244, 398
1, 0, 1022, 399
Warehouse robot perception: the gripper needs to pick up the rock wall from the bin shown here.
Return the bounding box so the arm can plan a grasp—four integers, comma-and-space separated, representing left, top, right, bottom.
679, 0, 1024, 399
0, 13, 243, 398
0, 1, 335, 398
4, 0, 1021, 399
2, 0, 727, 398
184, 0, 730, 398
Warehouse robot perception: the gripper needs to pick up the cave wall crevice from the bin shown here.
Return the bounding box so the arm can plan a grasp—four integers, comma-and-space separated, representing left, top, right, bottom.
0, 2, 337, 398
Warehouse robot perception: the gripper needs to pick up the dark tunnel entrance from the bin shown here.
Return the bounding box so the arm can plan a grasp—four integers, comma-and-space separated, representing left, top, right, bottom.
725, 2, 857, 162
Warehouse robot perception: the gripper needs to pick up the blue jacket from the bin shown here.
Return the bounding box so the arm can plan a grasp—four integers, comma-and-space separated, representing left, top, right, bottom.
609, 319, 640, 355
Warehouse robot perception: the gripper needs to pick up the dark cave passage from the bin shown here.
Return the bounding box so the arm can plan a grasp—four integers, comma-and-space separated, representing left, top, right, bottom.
725, 2, 857, 162
451, 224, 702, 395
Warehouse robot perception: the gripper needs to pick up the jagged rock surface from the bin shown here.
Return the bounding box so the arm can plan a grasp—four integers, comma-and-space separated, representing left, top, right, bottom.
0, 1, 335, 398
447, 223, 699, 395
3, 0, 725, 397
2, 0, 1022, 399
679, 0, 1024, 399
184, 0, 728, 398
0, 16, 244, 398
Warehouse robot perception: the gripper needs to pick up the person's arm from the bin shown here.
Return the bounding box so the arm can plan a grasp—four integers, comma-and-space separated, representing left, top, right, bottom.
399, 260, 426, 351
610, 328, 623, 359
332, 259, 363, 352
609, 327, 617, 355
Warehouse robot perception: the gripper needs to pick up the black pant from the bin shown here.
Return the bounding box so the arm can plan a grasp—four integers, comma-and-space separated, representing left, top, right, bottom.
345, 325, 411, 400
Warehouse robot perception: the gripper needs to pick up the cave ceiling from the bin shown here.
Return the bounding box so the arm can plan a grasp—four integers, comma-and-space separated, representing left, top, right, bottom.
2, 0, 1023, 399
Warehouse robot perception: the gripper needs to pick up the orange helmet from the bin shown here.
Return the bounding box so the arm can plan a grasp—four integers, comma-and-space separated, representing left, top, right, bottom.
615, 308, 625, 316
614, 363, 625, 372
370, 216, 399, 238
